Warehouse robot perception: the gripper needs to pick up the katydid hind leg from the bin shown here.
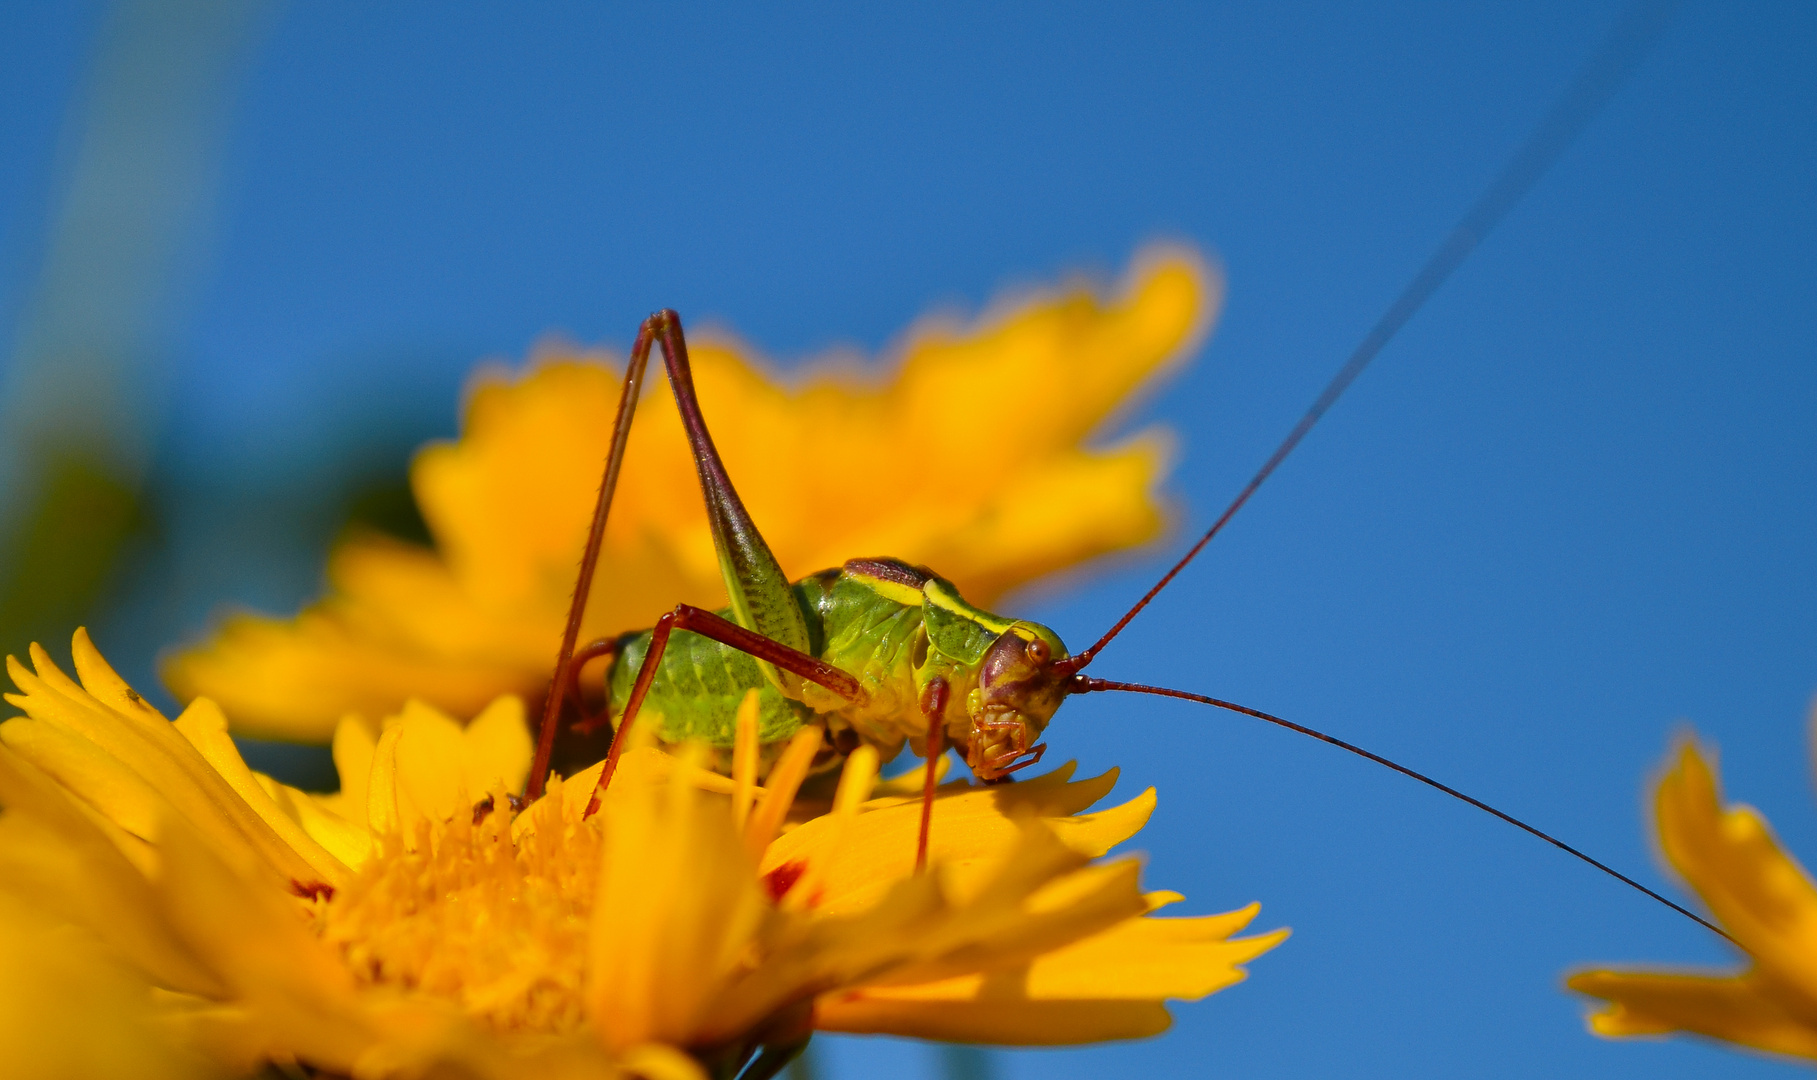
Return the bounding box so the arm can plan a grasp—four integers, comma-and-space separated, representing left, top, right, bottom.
646, 312, 813, 690
531, 310, 814, 798
529, 322, 657, 799
582, 603, 864, 817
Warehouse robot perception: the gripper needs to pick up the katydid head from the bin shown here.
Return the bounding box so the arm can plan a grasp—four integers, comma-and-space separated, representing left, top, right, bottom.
963, 621, 1068, 780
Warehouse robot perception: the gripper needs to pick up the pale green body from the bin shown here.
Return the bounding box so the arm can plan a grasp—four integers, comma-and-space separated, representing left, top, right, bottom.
604, 559, 1060, 770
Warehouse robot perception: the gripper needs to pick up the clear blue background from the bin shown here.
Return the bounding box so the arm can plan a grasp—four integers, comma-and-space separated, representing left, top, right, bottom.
4, 3, 1815, 1077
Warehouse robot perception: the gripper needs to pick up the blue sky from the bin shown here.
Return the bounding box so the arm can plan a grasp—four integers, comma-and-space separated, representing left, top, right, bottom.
3, 2, 1815, 1077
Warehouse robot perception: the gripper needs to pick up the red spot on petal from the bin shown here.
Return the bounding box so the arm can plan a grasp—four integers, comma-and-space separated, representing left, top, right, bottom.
762, 859, 808, 902
291, 880, 335, 902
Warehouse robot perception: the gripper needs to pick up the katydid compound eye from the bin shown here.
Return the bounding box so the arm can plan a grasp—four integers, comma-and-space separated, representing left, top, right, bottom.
1026, 639, 1050, 664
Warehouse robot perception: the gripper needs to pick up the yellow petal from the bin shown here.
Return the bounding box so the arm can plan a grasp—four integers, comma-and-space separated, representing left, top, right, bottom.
0, 745, 224, 996
366, 725, 404, 837
150, 811, 376, 1073
780, 745, 878, 911
460, 693, 533, 796
1654, 741, 1817, 1008
743, 726, 822, 859
249, 771, 373, 869
870, 830, 1149, 989
1049, 785, 1157, 857
617, 1043, 711, 1080
6, 637, 326, 890
329, 713, 378, 829
764, 765, 1147, 915
1018, 902, 1286, 1001
0, 890, 213, 1079
803, 829, 1286, 1048
772, 823, 1145, 1023
0, 713, 170, 842
1563, 731, 1817, 1064
587, 744, 770, 1051
390, 699, 473, 829
171, 696, 348, 884
1569, 969, 1817, 1061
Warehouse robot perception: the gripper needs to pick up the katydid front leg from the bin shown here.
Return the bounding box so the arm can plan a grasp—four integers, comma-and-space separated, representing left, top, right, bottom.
916, 677, 950, 871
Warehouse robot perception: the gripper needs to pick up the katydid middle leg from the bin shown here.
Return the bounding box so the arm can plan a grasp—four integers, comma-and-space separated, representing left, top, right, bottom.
580, 603, 863, 817
564, 637, 621, 735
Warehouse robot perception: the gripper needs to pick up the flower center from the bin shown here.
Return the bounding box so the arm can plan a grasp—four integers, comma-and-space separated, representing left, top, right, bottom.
315, 790, 600, 1034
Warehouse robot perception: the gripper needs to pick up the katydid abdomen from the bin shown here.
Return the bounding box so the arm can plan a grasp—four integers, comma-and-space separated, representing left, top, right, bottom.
600, 557, 1069, 779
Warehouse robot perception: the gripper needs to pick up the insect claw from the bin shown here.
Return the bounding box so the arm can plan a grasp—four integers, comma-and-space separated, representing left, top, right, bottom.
1009, 742, 1046, 772
981, 741, 1047, 778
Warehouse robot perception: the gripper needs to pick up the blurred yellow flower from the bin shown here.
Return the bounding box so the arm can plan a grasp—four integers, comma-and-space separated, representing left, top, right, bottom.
0, 889, 214, 1080
1569, 723, 1817, 1063
164, 247, 1219, 741
0, 631, 1282, 1077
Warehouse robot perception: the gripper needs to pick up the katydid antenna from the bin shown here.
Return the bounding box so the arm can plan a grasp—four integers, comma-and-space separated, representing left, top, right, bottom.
1053, 0, 1722, 943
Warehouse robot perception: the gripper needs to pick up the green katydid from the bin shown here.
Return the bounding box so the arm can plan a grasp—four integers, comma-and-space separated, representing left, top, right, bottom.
514, 306, 1714, 944
525, 309, 1071, 867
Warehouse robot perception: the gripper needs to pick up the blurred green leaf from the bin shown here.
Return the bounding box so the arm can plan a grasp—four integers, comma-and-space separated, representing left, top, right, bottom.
0, 452, 147, 666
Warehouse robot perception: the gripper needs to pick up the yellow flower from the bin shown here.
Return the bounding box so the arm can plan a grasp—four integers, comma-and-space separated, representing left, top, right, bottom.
1568, 723, 1817, 1063
0, 632, 1283, 1076
761, 765, 1281, 1044
163, 247, 1219, 741
0, 889, 214, 1080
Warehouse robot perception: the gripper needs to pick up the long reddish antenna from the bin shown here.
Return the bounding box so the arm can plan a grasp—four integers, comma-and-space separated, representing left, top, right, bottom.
1064, 0, 1678, 673
1072, 676, 1732, 945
